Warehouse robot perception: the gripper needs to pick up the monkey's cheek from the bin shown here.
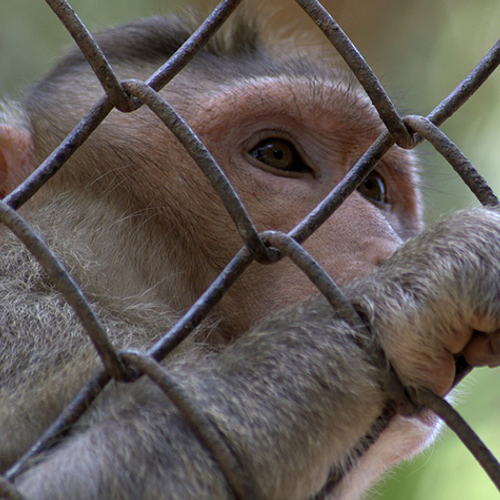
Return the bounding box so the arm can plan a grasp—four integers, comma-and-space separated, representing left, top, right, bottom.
463, 330, 500, 368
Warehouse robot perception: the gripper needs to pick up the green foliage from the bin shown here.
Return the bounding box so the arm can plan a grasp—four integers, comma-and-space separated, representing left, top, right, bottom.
377, 371, 500, 500
0, 0, 186, 97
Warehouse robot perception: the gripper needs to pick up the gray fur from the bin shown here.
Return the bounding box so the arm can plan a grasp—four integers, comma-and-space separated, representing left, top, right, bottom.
0, 13, 498, 500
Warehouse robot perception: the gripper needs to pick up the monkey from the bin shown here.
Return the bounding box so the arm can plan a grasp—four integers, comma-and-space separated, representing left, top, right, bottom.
0, 101, 33, 198
0, 10, 498, 500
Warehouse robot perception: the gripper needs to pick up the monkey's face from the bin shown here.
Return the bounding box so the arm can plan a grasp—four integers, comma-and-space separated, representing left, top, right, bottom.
33, 69, 421, 335
152, 75, 422, 333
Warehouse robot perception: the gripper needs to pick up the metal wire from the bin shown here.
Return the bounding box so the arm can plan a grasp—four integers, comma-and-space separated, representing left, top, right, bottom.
121, 80, 269, 257
294, 0, 415, 149
0, 200, 128, 381
405, 115, 500, 207
1, 0, 500, 497
122, 352, 262, 500
45, 0, 133, 112
5, 97, 113, 210
412, 388, 500, 490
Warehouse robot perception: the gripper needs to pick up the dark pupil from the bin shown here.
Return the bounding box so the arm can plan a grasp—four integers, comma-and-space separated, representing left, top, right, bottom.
364, 179, 375, 190
273, 149, 284, 160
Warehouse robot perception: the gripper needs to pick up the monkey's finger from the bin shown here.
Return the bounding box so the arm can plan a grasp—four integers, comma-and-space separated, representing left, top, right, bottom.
463, 330, 500, 367
469, 316, 500, 335
448, 318, 499, 355
394, 351, 456, 396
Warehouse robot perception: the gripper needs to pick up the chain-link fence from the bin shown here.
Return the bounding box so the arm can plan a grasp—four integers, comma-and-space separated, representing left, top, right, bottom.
0, 1, 500, 498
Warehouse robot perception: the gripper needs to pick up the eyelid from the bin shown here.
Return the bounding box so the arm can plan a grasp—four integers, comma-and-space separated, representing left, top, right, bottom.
243, 129, 316, 176
244, 127, 303, 154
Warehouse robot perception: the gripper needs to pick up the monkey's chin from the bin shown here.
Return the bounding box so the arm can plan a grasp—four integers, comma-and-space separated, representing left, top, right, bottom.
391, 410, 441, 460
374, 411, 441, 469
332, 412, 440, 500
412, 406, 441, 429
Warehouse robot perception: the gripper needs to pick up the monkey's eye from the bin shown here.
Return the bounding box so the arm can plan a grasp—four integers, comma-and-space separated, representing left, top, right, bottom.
249, 139, 311, 175
357, 171, 388, 205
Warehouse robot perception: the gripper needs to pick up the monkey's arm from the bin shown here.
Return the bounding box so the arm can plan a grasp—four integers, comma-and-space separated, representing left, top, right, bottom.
15, 208, 500, 500
16, 306, 384, 500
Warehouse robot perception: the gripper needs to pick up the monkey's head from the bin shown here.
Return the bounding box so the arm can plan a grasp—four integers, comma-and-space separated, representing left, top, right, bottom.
0, 14, 421, 337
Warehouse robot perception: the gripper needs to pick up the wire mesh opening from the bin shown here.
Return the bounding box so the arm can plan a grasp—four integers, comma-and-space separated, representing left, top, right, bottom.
0, 1, 499, 499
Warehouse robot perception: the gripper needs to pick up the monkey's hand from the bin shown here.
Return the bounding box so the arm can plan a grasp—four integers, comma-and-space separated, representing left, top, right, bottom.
349, 207, 500, 396
13, 209, 500, 500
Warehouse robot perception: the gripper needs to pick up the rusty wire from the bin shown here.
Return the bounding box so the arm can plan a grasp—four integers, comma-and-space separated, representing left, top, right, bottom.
0, 478, 26, 500
405, 115, 499, 207
1, 0, 500, 498
260, 230, 364, 326
4, 97, 113, 210
294, 0, 415, 150
412, 388, 500, 490
45, 0, 133, 112
0, 200, 128, 382
149, 247, 254, 361
122, 352, 263, 500
5, 371, 111, 481
121, 79, 269, 257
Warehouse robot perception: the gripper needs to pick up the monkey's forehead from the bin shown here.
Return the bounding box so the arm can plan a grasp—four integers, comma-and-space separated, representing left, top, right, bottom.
191, 75, 382, 138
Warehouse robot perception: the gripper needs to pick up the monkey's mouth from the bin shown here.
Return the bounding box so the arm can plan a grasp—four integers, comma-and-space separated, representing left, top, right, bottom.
453, 355, 473, 388
413, 406, 441, 427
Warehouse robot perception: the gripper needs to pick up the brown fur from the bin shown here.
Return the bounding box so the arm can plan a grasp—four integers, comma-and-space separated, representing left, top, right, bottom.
0, 13, 498, 500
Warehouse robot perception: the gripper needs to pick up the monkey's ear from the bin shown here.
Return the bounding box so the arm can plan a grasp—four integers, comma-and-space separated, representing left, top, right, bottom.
0, 125, 34, 197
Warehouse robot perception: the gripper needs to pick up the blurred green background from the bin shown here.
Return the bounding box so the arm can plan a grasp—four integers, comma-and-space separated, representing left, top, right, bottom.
1, 1, 499, 499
